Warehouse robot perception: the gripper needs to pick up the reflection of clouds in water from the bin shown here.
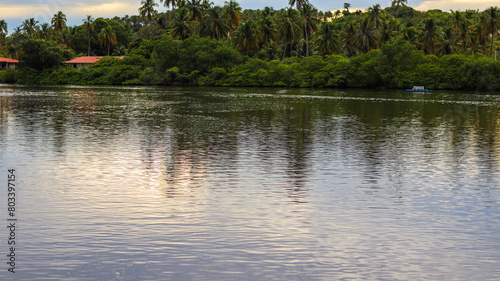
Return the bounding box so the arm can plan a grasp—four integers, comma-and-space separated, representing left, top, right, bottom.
2, 85, 500, 280
162, 148, 210, 199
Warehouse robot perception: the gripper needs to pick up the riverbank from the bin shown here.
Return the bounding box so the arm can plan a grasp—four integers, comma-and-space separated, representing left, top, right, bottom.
1, 38, 499, 91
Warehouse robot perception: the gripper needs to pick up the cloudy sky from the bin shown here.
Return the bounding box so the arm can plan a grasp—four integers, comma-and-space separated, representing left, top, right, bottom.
1, 0, 499, 33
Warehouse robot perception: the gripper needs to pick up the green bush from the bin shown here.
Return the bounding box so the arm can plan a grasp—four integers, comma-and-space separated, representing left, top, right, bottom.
19, 39, 66, 71
7, 33, 498, 91
350, 50, 383, 88
460, 56, 500, 90
377, 39, 420, 88
0, 69, 18, 83
16, 67, 42, 84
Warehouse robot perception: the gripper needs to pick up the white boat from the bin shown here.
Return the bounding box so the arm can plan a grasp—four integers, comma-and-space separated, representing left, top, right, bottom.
406, 86, 432, 92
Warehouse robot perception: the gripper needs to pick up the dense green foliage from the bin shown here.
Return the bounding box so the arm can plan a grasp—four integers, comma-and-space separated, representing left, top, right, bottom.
18, 39, 74, 70
0, 2, 499, 90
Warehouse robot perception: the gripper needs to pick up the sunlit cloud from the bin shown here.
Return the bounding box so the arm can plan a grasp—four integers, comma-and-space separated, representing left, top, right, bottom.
2, 0, 499, 34
1, 5, 41, 19
415, 0, 499, 11
68, 2, 138, 18
1, 1, 140, 32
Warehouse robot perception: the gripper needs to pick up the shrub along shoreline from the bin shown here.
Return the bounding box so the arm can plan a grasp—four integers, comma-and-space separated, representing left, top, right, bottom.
1, 36, 499, 91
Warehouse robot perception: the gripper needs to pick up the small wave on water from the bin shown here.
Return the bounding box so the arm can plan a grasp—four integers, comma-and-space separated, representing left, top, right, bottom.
1, 85, 499, 280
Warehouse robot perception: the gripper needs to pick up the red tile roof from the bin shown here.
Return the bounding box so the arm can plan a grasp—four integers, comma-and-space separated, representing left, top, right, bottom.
65, 56, 124, 64
0, 57, 19, 63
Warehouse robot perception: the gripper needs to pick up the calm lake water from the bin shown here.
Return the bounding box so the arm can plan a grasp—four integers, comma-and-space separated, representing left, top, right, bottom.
0, 84, 499, 280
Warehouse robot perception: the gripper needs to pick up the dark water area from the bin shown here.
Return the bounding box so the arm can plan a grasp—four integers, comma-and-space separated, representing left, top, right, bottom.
0, 85, 499, 280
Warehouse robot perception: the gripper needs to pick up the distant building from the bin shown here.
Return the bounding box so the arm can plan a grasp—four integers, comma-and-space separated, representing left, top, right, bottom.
65, 56, 124, 69
0, 57, 19, 70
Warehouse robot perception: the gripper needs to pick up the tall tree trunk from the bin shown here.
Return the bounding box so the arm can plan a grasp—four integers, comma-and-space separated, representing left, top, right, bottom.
87, 31, 91, 56
282, 42, 289, 60
492, 35, 495, 55
304, 21, 309, 57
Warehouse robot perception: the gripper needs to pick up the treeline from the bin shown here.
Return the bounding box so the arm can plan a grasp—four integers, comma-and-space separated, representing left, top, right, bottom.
0, 1, 500, 89
2, 36, 498, 90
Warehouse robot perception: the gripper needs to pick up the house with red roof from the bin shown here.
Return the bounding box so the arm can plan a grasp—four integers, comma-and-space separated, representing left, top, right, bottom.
0, 57, 19, 70
65, 56, 124, 69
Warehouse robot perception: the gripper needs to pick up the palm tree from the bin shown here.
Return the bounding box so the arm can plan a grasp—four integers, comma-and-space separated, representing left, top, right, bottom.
289, 0, 317, 57
98, 25, 117, 56
160, 0, 179, 10
467, 30, 483, 55
258, 16, 277, 46
172, 7, 193, 40
260, 42, 280, 60
366, 4, 384, 31
483, 6, 500, 55
83, 15, 94, 56
0, 20, 7, 37
0, 19, 6, 32
0, 20, 7, 47
186, 0, 204, 21
8, 45, 18, 59
278, 8, 301, 59
391, 0, 407, 37
457, 18, 473, 53
341, 21, 357, 55
289, 0, 310, 57
234, 20, 258, 55
203, 6, 230, 40
301, 3, 319, 57
201, 0, 212, 10
344, 3, 351, 11
450, 10, 463, 33
354, 17, 379, 53
22, 18, 39, 38
139, 0, 158, 25
436, 27, 457, 56
51, 11, 67, 40
262, 6, 275, 18
51, 11, 67, 45
419, 18, 441, 55
177, 0, 186, 8
223, 0, 243, 34
402, 26, 418, 45
316, 22, 339, 55
289, 0, 307, 10
379, 17, 397, 44
37, 23, 53, 40
473, 22, 488, 54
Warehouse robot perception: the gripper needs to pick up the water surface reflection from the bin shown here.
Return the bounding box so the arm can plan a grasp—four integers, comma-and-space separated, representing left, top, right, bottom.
0, 85, 499, 280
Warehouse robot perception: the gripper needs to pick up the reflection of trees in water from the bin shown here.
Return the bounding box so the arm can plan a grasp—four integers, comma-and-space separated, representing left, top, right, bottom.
0, 95, 14, 151
4, 86, 500, 205
3, 86, 137, 155
338, 97, 500, 204
161, 96, 316, 204
280, 104, 314, 203
2, 87, 70, 155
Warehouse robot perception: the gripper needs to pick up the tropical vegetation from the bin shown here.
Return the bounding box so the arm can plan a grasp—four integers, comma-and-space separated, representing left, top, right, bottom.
0, 2, 499, 91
